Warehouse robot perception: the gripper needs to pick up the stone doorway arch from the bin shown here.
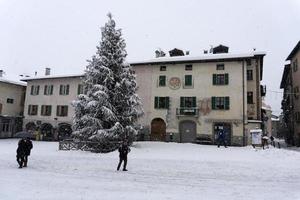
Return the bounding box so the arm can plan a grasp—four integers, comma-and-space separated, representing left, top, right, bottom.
151, 118, 166, 141
40, 123, 53, 141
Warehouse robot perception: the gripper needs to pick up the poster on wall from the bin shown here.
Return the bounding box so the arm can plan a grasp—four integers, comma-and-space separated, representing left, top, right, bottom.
250, 129, 262, 145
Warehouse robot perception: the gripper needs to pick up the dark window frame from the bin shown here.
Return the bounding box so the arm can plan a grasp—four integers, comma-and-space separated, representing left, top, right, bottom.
41, 105, 52, 116
185, 64, 193, 71
184, 75, 193, 87
216, 64, 225, 70
212, 96, 230, 110
213, 74, 229, 85
7, 98, 14, 104
247, 70, 253, 81
154, 97, 169, 109
160, 66, 166, 71
247, 92, 254, 104
56, 105, 68, 117
28, 105, 38, 115
158, 75, 166, 87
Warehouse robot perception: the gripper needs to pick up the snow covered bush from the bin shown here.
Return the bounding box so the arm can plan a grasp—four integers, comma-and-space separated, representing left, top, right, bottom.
72, 13, 143, 153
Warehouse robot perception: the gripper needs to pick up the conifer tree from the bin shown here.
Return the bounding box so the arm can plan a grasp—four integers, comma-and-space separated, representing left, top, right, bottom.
72, 13, 143, 152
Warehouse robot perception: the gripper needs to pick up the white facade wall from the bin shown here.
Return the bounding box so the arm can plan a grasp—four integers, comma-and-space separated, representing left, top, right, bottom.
23, 76, 82, 129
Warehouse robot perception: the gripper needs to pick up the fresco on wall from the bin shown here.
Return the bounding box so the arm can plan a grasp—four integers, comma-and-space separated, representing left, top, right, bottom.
198, 98, 211, 115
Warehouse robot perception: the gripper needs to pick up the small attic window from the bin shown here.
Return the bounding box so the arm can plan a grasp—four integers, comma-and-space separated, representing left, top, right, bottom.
185, 65, 193, 71
216, 64, 225, 70
160, 66, 166, 71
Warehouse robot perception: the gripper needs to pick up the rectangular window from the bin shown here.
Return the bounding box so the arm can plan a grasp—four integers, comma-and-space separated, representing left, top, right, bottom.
213, 74, 229, 85
154, 97, 169, 109
7, 98, 14, 104
77, 84, 87, 95
246, 59, 252, 66
247, 92, 253, 104
180, 97, 196, 108
184, 75, 193, 87
59, 84, 70, 95
28, 105, 38, 115
293, 59, 298, 72
2, 119, 10, 132
30, 85, 40, 95
158, 76, 166, 87
211, 96, 230, 110
41, 105, 52, 116
160, 66, 166, 71
185, 64, 193, 71
56, 105, 68, 117
216, 64, 225, 70
247, 70, 253, 81
44, 85, 53, 95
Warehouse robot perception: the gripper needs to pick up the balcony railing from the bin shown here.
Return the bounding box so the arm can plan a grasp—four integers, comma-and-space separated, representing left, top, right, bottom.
176, 107, 199, 116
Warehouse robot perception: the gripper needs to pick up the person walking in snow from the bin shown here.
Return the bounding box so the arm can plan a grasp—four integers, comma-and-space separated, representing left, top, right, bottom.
217, 128, 227, 148
16, 138, 27, 168
23, 137, 33, 167
117, 141, 131, 171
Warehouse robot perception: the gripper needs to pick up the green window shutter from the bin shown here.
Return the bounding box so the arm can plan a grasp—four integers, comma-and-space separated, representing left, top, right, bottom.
154, 97, 158, 108
50, 85, 53, 95
166, 97, 169, 109
225, 74, 229, 85
213, 74, 216, 85
66, 85, 70, 95
28, 105, 31, 115
225, 97, 230, 110
77, 84, 81, 95
192, 97, 196, 107
212, 97, 216, 110
59, 85, 62, 95
41, 105, 44, 115
180, 97, 185, 107
159, 76, 166, 86
44, 85, 47, 95
30, 86, 34, 95
185, 75, 192, 86
56, 106, 59, 116
37, 85, 40, 95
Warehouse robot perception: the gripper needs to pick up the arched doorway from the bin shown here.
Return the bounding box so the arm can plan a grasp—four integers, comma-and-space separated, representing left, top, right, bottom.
41, 123, 53, 141
151, 118, 166, 141
25, 122, 36, 132
179, 120, 196, 143
213, 123, 232, 146
58, 123, 72, 141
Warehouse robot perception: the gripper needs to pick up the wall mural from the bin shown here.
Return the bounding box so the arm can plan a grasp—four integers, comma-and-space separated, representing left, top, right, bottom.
198, 98, 211, 115
168, 77, 181, 90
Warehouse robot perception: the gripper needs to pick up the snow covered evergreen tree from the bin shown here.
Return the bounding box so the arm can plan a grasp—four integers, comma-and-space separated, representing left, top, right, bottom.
72, 13, 143, 152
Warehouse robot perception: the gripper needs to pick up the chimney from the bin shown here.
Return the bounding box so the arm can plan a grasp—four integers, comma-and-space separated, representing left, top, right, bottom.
45, 68, 51, 76
204, 50, 208, 54
0, 70, 3, 77
185, 51, 190, 55
35, 71, 37, 76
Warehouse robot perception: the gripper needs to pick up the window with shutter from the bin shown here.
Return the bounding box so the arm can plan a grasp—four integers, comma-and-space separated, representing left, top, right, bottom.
184, 75, 192, 87
212, 97, 216, 109
225, 73, 229, 85
159, 76, 166, 87
225, 97, 230, 110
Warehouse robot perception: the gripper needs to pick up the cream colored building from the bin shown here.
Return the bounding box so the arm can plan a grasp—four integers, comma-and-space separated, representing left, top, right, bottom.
22, 73, 83, 140
0, 78, 26, 138
131, 47, 266, 146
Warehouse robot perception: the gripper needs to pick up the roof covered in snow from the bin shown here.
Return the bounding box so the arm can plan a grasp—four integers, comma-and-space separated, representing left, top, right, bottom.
0, 78, 27, 86
21, 74, 84, 82
130, 51, 266, 65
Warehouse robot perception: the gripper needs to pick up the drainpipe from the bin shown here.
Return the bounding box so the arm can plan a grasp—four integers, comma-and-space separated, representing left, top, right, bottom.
242, 60, 246, 146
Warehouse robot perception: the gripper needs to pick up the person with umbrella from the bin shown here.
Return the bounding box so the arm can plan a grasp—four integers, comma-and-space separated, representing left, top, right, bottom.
16, 138, 26, 168
23, 137, 33, 167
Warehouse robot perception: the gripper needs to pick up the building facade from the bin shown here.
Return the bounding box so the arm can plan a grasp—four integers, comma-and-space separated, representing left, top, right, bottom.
132, 47, 266, 146
280, 41, 300, 146
22, 73, 83, 140
0, 78, 26, 138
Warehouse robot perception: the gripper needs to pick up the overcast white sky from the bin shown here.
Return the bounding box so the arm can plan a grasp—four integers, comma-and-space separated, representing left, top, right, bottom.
0, 0, 300, 114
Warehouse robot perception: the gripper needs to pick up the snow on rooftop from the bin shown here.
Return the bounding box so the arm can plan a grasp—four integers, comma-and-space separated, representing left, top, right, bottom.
21, 73, 84, 81
130, 51, 266, 65
0, 77, 27, 86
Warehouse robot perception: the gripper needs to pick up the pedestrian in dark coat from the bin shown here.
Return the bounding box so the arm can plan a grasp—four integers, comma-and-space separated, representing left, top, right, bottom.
16, 139, 27, 168
23, 137, 33, 167
117, 142, 130, 171
217, 129, 227, 148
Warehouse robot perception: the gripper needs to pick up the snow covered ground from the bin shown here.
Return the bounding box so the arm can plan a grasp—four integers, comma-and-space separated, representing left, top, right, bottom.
1, 139, 300, 200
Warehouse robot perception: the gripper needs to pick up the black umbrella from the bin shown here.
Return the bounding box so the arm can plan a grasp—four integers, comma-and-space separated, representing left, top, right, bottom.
14, 131, 35, 139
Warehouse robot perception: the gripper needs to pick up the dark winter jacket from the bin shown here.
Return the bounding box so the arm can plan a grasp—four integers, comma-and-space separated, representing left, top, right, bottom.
16, 139, 27, 157
118, 145, 130, 158
24, 140, 33, 156
218, 130, 225, 140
